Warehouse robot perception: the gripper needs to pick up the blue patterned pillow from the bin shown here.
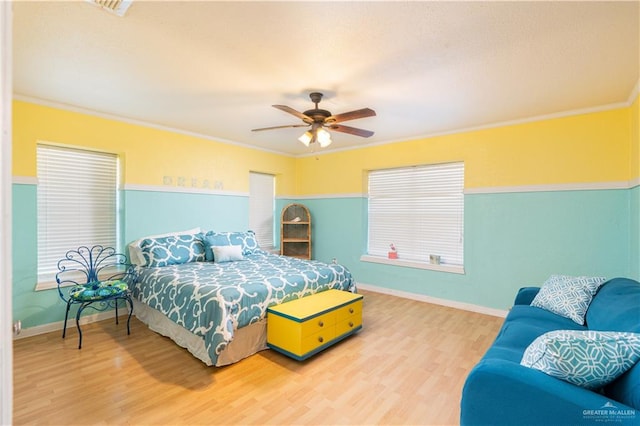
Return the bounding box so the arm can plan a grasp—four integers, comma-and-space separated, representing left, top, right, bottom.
531, 275, 606, 325
521, 330, 640, 389
140, 233, 205, 267
128, 227, 201, 266
202, 230, 259, 260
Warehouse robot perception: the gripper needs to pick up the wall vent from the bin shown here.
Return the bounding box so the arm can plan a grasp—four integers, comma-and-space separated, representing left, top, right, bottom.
86, 0, 132, 17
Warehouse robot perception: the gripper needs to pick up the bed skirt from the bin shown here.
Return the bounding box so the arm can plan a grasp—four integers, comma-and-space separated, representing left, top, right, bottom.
132, 298, 268, 366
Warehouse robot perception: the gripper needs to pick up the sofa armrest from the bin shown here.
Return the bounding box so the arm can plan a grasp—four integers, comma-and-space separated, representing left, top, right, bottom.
513, 286, 540, 305
461, 359, 638, 425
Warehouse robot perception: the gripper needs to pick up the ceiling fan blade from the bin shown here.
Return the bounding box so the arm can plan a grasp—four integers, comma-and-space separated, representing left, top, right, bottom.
272, 105, 313, 123
328, 124, 374, 138
252, 124, 309, 132
327, 108, 376, 124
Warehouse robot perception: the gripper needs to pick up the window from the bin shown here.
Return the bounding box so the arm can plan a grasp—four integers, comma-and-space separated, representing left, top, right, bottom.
365, 162, 464, 271
37, 144, 119, 287
249, 172, 275, 250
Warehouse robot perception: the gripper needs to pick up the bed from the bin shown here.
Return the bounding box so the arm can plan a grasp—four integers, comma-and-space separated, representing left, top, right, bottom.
128, 229, 356, 366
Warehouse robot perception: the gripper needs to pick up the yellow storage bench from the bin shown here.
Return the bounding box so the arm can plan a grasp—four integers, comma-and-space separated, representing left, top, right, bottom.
267, 289, 363, 360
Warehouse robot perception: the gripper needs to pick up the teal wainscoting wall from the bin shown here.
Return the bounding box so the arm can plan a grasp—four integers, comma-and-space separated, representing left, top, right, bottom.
278, 197, 366, 265
13, 184, 636, 329
123, 189, 249, 245
296, 188, 632, 311
11, 183, 61, 329
12, 185, 251, 329
631, 185, 640, 280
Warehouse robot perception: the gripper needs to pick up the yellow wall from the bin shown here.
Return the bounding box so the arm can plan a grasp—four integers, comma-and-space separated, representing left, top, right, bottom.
295, 107, 632, 195
13, 98, 636, 197
631, 95, 639, 180
12, 100, 297, 195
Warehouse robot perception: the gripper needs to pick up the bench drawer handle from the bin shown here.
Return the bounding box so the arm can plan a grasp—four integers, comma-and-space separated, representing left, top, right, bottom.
349, 307, 354, 314
318, 320, 324, 327
318, 336, 324, 343
349, 321, 354, 328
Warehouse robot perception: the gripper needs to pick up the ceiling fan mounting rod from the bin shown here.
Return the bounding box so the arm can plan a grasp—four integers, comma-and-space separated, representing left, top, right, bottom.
303, 92, 332, 122
309, 92, 323, 107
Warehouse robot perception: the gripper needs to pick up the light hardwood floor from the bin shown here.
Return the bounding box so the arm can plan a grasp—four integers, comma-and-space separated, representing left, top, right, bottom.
13, 290, 504, 425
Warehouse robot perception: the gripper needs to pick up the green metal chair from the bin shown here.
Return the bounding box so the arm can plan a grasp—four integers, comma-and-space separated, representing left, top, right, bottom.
56, 245, 135, 349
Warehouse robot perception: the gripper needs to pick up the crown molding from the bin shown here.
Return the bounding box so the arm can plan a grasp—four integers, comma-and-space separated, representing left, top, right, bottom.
12, 94, 294, 158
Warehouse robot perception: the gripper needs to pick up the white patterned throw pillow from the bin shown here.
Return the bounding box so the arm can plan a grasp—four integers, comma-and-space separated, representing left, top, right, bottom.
531, 275, 607, 325
212, 245, 244, 263
521, 330, 640, 389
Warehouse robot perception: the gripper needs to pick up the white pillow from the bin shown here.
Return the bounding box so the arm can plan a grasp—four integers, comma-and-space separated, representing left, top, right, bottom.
212, 245, 244, 263
127, 227, 201, 266
530, 275, 606, 325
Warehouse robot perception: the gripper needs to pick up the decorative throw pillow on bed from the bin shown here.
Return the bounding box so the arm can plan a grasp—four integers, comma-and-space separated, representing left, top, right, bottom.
530, 275, 607, 325
202, 230, 259, 260
521, 330, 640, 389
139, 233, 206, 267
128, 227, 202, 266
212, 245, 244, 263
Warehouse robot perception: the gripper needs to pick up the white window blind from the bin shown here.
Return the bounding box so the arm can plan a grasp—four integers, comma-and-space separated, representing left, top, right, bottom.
367, 162, 464, 266
37, 145, 119, 284
249, 172, 275, 250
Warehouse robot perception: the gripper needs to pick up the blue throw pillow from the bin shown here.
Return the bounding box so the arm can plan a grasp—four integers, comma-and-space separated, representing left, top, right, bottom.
202, 230, 259, 261
521, 330, 640, 389
140, 233, 205, 267
531, 275, 606, 325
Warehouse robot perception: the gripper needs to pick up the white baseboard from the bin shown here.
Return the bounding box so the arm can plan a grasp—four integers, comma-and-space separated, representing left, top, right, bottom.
357, 282, 508, 318
13, 310, 130, 340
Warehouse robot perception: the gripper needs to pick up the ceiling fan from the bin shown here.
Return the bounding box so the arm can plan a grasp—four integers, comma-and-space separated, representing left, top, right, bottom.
252, 92, 376, 148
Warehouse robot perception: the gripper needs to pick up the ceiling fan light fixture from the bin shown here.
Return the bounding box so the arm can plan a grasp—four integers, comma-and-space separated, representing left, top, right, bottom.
298, 131, 312, 147
317, 128, 332, 148
253, 92, 375, 150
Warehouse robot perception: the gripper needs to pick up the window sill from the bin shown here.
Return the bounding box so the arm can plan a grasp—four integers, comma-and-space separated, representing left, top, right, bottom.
35, 281, 59, 291
360, 255, 465, 275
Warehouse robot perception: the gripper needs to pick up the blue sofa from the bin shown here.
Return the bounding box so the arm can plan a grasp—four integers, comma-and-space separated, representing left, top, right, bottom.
461, 277, 640, 425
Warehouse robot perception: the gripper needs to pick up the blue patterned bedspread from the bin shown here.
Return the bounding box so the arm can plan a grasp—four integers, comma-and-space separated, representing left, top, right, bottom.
132, 250, 355, 365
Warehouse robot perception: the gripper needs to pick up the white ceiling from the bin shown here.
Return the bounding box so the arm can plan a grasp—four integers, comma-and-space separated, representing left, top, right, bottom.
12, 1, 640, 156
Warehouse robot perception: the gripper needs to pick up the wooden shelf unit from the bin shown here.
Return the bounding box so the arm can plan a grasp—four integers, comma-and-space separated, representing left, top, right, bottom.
280, 203, 311, 259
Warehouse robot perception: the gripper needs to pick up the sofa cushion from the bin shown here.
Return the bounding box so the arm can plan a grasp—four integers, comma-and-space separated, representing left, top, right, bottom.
606, 361, 640, 410
587, 278, 640, 409
483, 305, 585, 364
531, 275, 606, 325
586, 278, 640, 333
521, 330, 640, 390
513, 287, 540, 305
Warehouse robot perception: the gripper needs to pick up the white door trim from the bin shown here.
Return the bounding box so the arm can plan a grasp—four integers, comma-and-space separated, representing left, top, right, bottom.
0, 1, 13, 424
